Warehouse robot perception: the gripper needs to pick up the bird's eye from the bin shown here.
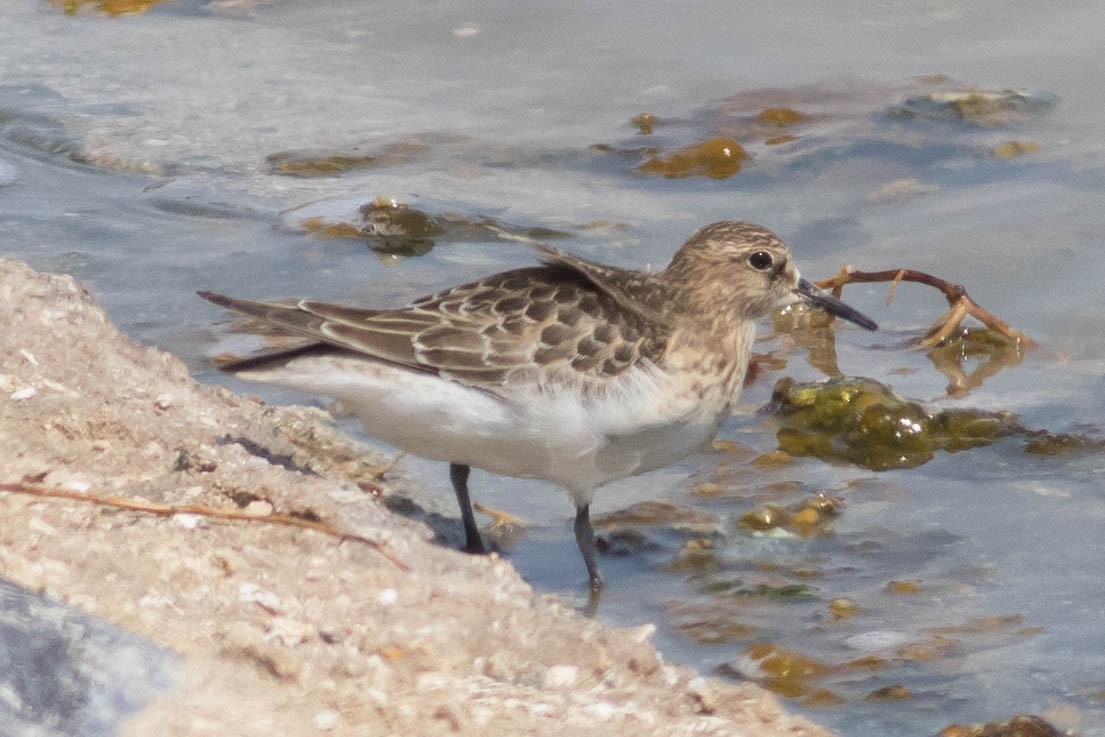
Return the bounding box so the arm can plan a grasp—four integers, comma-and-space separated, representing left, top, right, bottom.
748, 250, 773, 271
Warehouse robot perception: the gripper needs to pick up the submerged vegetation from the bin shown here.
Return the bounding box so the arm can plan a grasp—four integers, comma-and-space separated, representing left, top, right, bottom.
767, 376, 1020, 470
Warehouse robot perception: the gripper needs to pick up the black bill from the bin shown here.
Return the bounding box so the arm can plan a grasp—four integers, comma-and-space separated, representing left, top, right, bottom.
795, 278, 878, 331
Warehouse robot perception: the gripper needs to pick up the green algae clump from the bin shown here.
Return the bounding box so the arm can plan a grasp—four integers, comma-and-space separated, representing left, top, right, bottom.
755, 107, 807, 127
630, 112, 658, 135
294, 196, 571, 257
265, 151, 381, 177
767, 376, 1020, 470
636, 137, 748, 179
738, 493, 843, 538
55, 0, 164, 15
888, 89, 1056, 127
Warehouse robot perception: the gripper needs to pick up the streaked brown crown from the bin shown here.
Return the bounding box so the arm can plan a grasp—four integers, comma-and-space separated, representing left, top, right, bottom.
660, 221, 799, 321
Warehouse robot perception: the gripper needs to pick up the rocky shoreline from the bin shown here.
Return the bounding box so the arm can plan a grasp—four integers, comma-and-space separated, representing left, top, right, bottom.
0, 257, 835, 735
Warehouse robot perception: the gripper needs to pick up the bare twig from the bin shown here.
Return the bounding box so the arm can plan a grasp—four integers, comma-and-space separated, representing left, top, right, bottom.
473, 502, 530, 528
816, 267, 1036, 348
373, 451, 408, 480
0, 481, 410, 571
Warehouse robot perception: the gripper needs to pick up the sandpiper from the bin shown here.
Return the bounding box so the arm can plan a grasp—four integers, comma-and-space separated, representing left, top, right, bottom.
200, 221, 876, 589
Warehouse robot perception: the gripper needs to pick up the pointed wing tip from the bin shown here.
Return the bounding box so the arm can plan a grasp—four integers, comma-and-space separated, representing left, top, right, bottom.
198, 290, 289, 315
197, 290, 231, 307
530, 241, 563, 262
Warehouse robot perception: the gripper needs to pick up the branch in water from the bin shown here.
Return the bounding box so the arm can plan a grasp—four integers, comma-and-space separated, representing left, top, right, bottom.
815, 267, 1036, 348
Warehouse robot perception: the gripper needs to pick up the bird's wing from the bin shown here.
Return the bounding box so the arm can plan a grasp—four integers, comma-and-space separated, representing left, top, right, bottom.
200, 264, 671, 391
529, 242, 673, 329
200, 290, 440, 374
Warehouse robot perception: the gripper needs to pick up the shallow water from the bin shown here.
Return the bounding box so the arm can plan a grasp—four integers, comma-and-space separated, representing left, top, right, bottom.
3, 1, 1105, 734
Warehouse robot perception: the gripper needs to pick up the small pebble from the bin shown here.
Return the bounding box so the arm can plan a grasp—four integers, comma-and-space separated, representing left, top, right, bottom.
828, 597, 859, 619
244, 500, 274, 516
175, 514, 202, 530
138, 594, 174, 609
239, 582, 282, 612
753, 449, 793, 467
845, 630, 914, 652
582, 701, 616, 721
544, 664, 579, 689
312, 708, 340, 729
28, 517, 58, 536
687, 676, 720, 713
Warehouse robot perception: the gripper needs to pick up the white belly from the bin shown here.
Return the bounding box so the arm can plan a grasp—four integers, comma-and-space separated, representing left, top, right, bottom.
237, 354, 734, 506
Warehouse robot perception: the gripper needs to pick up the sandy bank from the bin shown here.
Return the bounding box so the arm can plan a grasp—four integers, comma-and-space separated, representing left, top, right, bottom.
0, 258, 834, 737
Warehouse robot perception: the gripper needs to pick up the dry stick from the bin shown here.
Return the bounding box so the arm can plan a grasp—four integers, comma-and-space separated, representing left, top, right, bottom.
472, 501, 530, 528
0, 482, 410, 571
815, 267, 1037, 349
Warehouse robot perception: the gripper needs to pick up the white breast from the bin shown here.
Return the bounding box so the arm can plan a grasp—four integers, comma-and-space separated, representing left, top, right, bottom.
236, 346, 743, 508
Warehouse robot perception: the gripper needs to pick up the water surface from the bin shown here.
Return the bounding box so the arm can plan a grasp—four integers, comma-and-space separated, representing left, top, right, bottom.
3, 2, 1105, 735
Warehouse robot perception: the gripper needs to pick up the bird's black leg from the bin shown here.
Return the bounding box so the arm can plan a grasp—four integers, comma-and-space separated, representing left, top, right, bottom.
573, 503, 604, 591
449, 463, 486, 553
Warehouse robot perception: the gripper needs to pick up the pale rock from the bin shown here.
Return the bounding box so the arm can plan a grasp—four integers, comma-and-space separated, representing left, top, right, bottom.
543, 664, 579, 689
